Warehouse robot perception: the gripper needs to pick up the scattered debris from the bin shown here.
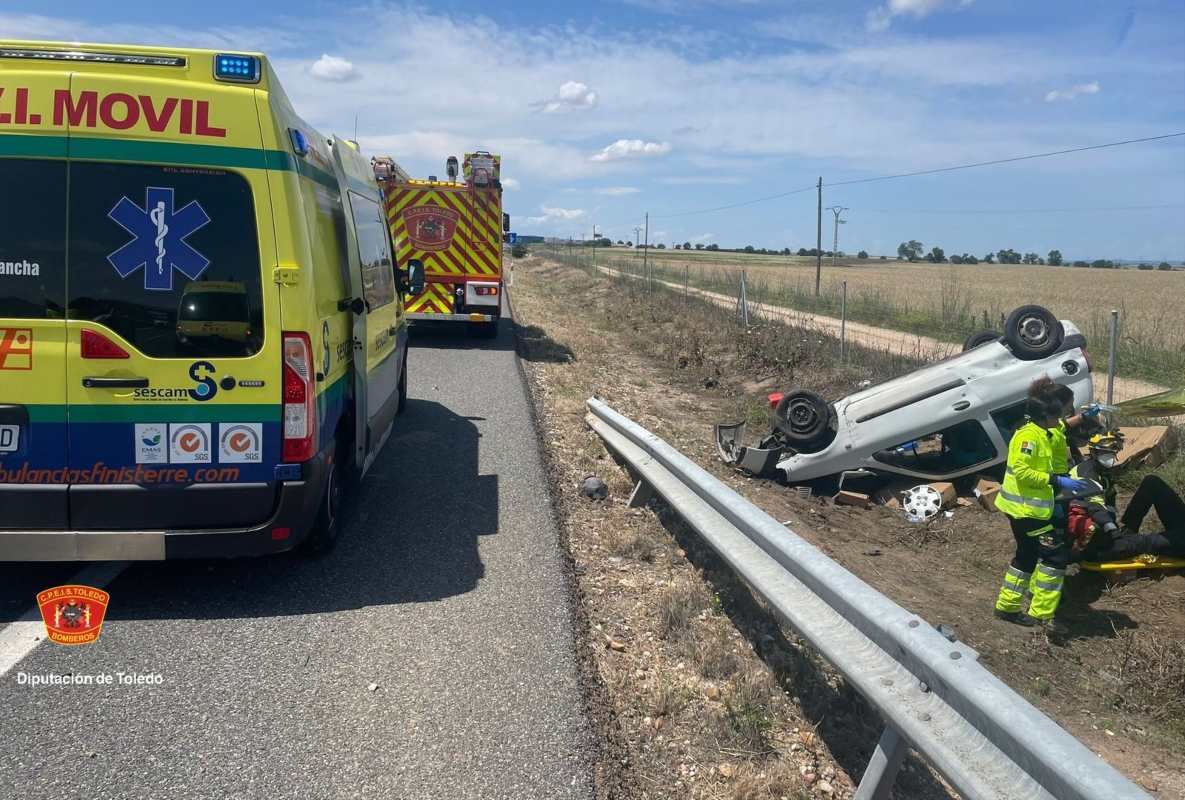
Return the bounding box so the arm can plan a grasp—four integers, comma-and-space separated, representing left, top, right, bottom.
902, 485, 946, 523
974, 476, 1002, 511
1115, 426, 1171, 469
367, 682, 379, 692
833, 490, 871, 509
580, 476, 609, 500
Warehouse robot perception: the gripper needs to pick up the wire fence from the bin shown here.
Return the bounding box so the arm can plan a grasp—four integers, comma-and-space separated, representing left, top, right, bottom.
539, 243, 1173, 406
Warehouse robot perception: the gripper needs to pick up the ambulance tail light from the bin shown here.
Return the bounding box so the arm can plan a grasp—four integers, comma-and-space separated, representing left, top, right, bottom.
281, 332, 316, 462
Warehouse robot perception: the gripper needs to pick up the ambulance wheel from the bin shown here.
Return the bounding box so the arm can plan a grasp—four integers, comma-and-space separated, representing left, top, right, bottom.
1004, 305, 1063, 360
774, 390, 837, 452
962, 330, 1001, 351
396, 350, 408, 415
302, 449, 344, 556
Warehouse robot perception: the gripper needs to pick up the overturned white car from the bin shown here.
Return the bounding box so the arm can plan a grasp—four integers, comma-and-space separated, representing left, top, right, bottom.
717, 305, 1094, 484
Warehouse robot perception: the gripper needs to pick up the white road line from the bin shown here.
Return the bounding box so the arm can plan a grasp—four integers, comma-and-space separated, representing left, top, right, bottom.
0, 561, 129, 678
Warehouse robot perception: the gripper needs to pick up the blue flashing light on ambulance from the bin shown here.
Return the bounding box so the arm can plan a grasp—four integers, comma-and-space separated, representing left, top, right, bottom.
0, 41, 423, 559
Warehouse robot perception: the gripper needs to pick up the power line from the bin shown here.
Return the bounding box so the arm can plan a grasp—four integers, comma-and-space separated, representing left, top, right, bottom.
828, 132, 1185, 188
651, 183, 817, 219
610, 131, 1185, 223
845, 203, 1185, 215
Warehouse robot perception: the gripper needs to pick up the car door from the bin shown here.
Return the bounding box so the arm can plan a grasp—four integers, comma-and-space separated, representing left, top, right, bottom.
331, 147, 403, 475
0, 67, 71, 529
62, 74, 281, 530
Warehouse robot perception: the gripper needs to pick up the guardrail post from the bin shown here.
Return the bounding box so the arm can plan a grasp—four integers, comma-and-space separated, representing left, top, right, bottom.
853, 725, 908, 800
1106, 309, 1119, 406
627, 479, 654, 508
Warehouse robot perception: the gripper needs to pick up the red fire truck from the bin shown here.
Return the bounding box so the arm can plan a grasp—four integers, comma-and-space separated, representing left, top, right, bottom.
373, 152, 507, 337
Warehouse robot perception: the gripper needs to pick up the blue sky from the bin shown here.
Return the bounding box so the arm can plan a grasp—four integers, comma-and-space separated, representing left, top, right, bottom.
7, 0, 1185, 260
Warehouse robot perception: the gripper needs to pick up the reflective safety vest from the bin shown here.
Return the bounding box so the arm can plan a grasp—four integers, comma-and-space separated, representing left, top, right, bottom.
995, 421, 1055, 521
1051, 420, 1069, 475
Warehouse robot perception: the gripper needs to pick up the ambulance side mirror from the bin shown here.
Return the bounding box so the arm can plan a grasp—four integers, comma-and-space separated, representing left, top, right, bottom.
407, 260, 425, 296
502, 213, 510, 233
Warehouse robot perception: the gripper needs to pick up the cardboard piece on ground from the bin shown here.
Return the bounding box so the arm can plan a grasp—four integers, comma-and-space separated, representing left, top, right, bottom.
873, 480, 914, 509
1115, 426, 1170, 470
834, 490, 871, 509
927, 481, 957, 510
973, 476, 1001, 512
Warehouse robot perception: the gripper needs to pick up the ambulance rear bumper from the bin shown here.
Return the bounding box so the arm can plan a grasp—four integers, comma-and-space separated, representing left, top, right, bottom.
0, 456, 328, 562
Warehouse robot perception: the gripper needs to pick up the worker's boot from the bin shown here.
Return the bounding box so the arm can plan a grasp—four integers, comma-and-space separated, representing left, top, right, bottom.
1022, 615, 1070, 643
994, 609, 1039, 627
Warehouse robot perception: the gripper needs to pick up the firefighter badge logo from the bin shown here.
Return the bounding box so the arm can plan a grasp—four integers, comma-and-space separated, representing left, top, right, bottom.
1020, 441, 1035, 456
403, 205, 460, 252
37, 585, 110, 645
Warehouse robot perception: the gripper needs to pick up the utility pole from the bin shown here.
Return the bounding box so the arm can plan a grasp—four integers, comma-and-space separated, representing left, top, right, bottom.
633, 225, 643, 256
815, 177, 823, 297
828, 206, 848, 268
591, 224, 599, 271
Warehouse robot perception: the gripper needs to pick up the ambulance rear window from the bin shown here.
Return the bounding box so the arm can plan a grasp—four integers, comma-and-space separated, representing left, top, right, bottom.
66, 162, 263, 358
0, 159, 67, 319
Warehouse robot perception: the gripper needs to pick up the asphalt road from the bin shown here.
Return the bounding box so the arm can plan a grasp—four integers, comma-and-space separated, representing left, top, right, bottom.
0, 301, 596, 800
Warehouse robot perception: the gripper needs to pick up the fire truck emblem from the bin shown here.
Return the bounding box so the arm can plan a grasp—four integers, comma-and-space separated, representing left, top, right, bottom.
36, 584, 110, 646
403, 205, 460, 252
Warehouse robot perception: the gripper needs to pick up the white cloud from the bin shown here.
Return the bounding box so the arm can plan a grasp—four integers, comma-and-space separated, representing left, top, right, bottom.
502, 177, 521, 190
538, 81, 598, 113
309, 54, 358, 82
595, 186, 640, 195
1044, 81, 1101, 103
867, 0, 973, 31
691, 233, 715, 243
524, 206, 586, 225
590, 140, 673, 162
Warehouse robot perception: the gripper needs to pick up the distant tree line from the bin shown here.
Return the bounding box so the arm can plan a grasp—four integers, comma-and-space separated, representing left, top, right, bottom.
584, 237, 1178, 269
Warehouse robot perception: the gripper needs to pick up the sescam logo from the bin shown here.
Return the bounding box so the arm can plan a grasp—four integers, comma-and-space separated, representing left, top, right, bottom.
37, 585, 110, 646
108, 187, 211, 291
132, 361, 218, 402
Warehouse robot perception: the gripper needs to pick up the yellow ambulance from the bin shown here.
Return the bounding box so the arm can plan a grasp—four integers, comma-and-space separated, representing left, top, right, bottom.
0, 41, 421, 558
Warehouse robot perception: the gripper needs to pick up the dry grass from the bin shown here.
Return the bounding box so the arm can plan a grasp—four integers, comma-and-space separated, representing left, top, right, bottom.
577, 247, 1185, 391
1113, 630, 1185, 734
717, 666, 779, 752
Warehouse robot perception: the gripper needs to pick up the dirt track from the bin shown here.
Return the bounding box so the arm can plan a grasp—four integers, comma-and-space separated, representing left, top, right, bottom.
600, 265, 1168, 403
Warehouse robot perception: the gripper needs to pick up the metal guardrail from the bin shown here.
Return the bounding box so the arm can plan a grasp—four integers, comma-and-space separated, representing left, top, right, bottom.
585, 397, 1148, 800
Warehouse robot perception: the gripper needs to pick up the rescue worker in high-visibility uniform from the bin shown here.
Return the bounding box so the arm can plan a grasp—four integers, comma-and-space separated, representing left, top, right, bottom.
994, 378, 1090, 634
1070, 432, 1185, 561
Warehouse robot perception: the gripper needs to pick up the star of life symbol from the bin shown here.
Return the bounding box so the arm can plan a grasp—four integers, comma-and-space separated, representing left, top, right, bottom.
107, 187, 211, 291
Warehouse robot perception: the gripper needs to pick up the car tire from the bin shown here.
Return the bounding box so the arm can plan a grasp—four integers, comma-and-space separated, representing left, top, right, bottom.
396, 350, 408, 415
1004, 305, 1064, 360
963, 329, 1002, 351
774, 390, 837, 452
300, 446, 344, 556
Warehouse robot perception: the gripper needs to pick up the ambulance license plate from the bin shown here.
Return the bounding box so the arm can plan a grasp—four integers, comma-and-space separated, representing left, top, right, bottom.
0, 424, 19, 453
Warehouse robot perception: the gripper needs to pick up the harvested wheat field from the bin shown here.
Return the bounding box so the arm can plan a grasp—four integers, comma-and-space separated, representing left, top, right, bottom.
591, 248, 1185, 391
